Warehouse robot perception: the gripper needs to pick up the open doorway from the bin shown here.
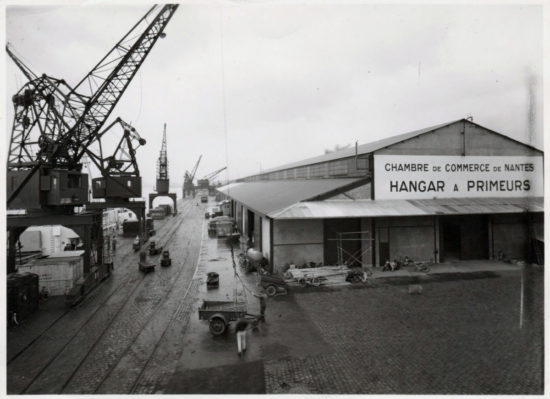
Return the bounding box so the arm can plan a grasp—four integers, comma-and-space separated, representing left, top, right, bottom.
441, 217, 461, 261
441, 215, 489, 261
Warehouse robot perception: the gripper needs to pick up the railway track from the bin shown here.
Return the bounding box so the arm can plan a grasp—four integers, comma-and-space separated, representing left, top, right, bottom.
91, 219, 203, 393
8, 199, 198, 394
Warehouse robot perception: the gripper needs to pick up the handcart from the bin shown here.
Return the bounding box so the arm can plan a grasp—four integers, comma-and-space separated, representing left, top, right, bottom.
198, 300, 258, 335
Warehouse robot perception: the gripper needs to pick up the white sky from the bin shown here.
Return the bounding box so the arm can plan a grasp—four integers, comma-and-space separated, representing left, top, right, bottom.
4, 1, 544, 190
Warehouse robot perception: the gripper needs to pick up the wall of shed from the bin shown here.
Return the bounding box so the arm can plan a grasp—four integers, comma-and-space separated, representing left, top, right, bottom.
491, 213, 529, 260
375, 217, 435, 265
272, 219, 324, 273
376, 121, 541, 156
261, 217, 271, 261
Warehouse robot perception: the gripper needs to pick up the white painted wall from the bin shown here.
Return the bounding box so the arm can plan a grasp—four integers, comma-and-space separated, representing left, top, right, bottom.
261, 217, 271, 260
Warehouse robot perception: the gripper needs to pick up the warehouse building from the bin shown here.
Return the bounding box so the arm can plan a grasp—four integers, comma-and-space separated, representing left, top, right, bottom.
217, 119, 544, 273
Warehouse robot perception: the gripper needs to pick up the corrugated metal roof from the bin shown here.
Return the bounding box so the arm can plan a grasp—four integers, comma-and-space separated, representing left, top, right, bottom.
258, 120, 462, 175
270, 197, 544, 219
217, 179, 363, 216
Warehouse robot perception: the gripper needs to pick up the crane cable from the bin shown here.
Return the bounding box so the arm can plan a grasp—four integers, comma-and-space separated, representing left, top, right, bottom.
219, 7, 230, 193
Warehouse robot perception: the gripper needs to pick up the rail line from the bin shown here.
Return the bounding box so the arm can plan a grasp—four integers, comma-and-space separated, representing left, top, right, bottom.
128, 216, 206, 394
91, 223, 198, 393
11, 199, 195, 394
60, 210, 191, 394
7, 200, 192, 367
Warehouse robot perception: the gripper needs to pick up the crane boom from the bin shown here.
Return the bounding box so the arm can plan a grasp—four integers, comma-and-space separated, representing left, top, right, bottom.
190, 155, 202, 180
203, 166, 227, 180
6, 44, 38, 82
7, 5, 178, 207
73, 5, 178, 163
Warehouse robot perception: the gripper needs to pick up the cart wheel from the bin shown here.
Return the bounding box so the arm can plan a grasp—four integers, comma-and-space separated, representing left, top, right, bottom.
209, 317, 226, 335
311, 277, 321, 287
299, 278, 307, 287
265, 285, 278, 297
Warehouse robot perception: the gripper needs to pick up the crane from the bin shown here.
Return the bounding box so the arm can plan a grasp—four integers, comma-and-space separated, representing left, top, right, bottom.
88, 117, 147, 199
197, 166, 227, 195
149, 123, 178, 214
155, 123, 169, 193
6, 5, 179, 294
183, 155, 202, 197
202, 166, 227, 181
7, 4, 179, 210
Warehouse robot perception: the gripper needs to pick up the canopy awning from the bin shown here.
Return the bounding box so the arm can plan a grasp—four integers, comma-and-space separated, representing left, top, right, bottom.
217, 178, 366, 216
270, 197, 544, 219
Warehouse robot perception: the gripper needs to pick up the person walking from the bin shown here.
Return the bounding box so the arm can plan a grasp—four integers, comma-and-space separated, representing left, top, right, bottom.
235, 318, 250, 357
252, 292, 268, 322
259, 293, 267, 322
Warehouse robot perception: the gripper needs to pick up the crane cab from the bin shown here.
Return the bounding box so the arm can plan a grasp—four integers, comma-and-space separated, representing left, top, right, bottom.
7, 169, 88, 210
92, 176, 142, 199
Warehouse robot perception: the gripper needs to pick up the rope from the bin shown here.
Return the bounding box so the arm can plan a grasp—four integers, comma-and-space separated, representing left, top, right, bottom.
229, 241, 259, 308
220, 7, 230, 190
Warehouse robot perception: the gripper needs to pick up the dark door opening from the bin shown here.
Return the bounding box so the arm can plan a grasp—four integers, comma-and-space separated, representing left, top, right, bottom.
247, 209, 255, 243
441, 217, 461, 261
460, 215, 489, 260
441, 215, 489, 261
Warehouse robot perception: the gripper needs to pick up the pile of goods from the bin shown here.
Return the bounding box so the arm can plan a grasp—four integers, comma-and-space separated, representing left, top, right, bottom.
284, 265, 351, 287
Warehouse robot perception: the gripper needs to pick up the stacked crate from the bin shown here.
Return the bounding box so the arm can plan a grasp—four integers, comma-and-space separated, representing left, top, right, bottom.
18, 250, 84, 296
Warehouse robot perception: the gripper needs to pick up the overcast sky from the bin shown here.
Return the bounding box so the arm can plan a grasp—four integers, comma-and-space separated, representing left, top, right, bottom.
5, 2, 543, 191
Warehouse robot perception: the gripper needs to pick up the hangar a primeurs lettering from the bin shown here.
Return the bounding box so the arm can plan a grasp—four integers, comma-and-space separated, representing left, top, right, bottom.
374, 155, 543, 200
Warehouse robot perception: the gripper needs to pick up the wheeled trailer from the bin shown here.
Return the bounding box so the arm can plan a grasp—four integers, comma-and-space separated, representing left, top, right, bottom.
198, 300, 258, 335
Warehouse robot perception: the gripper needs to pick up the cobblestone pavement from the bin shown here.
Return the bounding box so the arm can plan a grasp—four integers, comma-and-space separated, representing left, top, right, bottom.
7, 199, 205, 394
264, 270, 543, 394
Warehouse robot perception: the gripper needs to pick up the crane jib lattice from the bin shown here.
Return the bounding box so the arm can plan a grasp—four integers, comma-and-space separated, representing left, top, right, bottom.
7, 5, 179, 206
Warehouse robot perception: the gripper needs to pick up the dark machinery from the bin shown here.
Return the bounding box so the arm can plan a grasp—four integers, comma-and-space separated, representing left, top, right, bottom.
87, 118, 149, 246
139, 251, 155, 273
148, 240, 163, 256
149, 124, 178, 214
6, 5, 179, 302
197, 166, 227, 195
90, 118, 146, 200
206, 272, 219, 289
160, 250, 172, 267
183, 155, 202, 198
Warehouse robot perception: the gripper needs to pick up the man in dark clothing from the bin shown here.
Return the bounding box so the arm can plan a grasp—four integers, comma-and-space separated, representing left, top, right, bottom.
253, 292, 268, 322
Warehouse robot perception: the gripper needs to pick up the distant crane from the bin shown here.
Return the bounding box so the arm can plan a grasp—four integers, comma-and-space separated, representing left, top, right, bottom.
149, 124, 178, 214
197, 166, 227, 195
183, 155, 202, 198
156, 124, 170, 193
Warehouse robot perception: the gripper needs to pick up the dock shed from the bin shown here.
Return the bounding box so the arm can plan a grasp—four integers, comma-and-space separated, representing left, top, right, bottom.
218, 119, 544, 273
